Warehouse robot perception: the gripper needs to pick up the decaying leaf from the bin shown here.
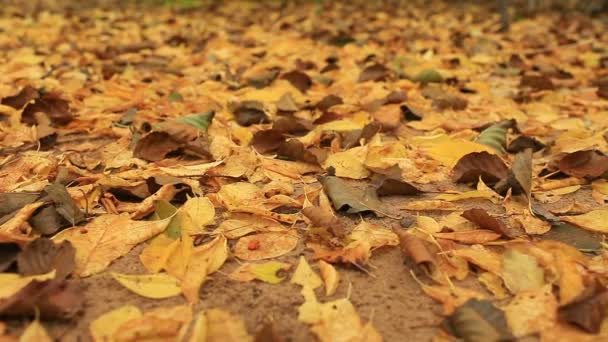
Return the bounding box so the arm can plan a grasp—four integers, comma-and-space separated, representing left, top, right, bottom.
441, 299, 513, 341
559, 288, 608, 334
504, 285, 557, 337
17, 238, 75, 279
112, 304, 192, 342
233, 233, 298, 261
320, 176, 385, 215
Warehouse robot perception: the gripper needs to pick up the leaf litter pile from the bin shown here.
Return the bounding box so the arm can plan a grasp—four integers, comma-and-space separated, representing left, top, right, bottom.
1, 0, 608, 341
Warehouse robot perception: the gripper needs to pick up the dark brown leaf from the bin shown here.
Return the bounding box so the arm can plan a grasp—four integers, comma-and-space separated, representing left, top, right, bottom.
373, 175, 421, 196
0, 279, 84, 320
43, 184, 85, 226
0, 193, 39, 217
17, 238, 75, 279
29, 205, 65, 236
558, 150, 608, 179
281, 70, 312, 93
0, 243, 20, 272
462, 208, 524, 238
507, 135, 545, 153
251, 130, 286, 154
1, 85, 38, 109
495, 149, 533, 199
560, 288, 608, 333
277, 140, 326, 164
520, 74, 555, 91
255, 321, 284, 342
441, 299, 513, 341
21, 92, 73, 126
358, 63, 389, 82
421, 85, 468, 110
452, 152, 509, 184
316, 94, 343, 111
133, 132, 181, 162
233, 101, 270, 127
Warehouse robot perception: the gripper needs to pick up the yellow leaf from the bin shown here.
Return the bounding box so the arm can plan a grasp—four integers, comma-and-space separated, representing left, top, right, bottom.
322, 147, 370, 180
216, 182, 263, 209
113, 305, 192, 342
434, 178, 500, 202
53, 214, 172, 276
478, 272, 507, 299
189, 311, 207, 342
229, 261, 291, 284
561, 207, 608, 233
415, 216, 441, 234
139, 234, 180, 274
205, 309, 253, 342
165, 233, 194, 280
505, 285, 557, 338
501, 249, 545, 294
291, 256, 323, 290
181, 196, 216, 232
414, 134, 495, 167
0, 271, 55, 300
111, 272, 181, 299
310, 298, 382, 342
364, 142, 408, 171
158, 160, 223, 177
318, 260, 339, 296
182, 235, 228, 303
349, 221, 399, 248
90, 305, 142, 342
233, 232, 298, 261
19, 321, 52, 342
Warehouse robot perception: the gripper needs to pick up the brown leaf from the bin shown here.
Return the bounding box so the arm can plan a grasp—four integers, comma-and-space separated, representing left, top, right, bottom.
452, 152, 508, 184
281, 70, 312, 93
277, 140, 326, 164
441, 299, 513, 341
301, 206, 346, 239
0, 243, 19, 272
1, 85, 38, 109
21, 92, 73, 126
316, 95, 343, 111
358, 63, 389, 82
394, 230, 435, 272
233, 101, 270, 127
42, 183, 85, 226
496, 149, 533, 199
558, 150, 608, 179
462, 208, 524, 238
17, 238, 75, 279
320, 176, 385, 216
373, 174, 422, 196
507, 135, 545, 153
0, 279, 83, 319
421, 85, 468, 110
255, 321, 284, 342
520, 74, 555, 91
560, 288, 608, 334
133, 132, 181, 162
372, 104, 402, 130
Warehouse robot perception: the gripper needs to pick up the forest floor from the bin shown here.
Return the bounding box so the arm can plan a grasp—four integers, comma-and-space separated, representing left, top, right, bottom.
0, 1, 608, 341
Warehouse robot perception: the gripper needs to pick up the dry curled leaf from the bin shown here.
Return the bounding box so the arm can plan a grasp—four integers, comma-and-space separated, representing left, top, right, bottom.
233, 232, 298, 261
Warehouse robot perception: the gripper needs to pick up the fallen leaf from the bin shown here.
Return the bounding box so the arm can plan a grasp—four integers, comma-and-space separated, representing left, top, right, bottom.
320, 176, 385, 215
395, 230, 435, 272
496, 149, 533, 200
475, 121, 509, 154
501, 249, 545, 294
452, 151, 508, 184
229, 261, 291, 284
359, 63, 389, 82
318, 260, 339, 296
558, 150, 608, 179
90, 305, 142, 342
113, 304, 192, 342
111, 272, 181, 299
181, 235, 228, 303
540, 223, 602, 252
461, 208, 523, 238
281, 70, 312, 93
233, 232, 298, 261
204, 309, 253, 342
441, 299, 513, 341
291, 256, 323, 290
17, 238, 75, 279
0, 243, 20, 272
52, 213, 172, 276
322, 147, 370, 180
560, 288, 608, 334
433, 230, 502, 244
505, 285, 558, 337
181, 196, 215, 229
19, 320, 52, 342
561, 208, 608, 233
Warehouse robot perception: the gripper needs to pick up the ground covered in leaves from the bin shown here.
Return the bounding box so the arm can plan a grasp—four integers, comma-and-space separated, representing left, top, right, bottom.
1, 1, 608, 341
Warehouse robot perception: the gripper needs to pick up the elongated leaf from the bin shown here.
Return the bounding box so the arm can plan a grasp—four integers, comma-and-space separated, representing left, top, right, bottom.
176, 111, 214, 131
320, 176, 384, 215
475, 122, 508, 154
